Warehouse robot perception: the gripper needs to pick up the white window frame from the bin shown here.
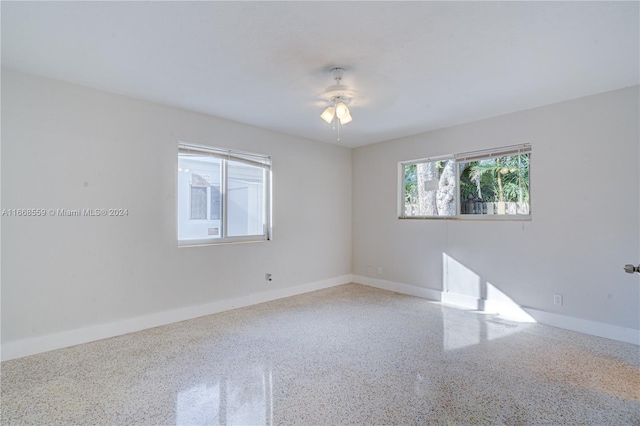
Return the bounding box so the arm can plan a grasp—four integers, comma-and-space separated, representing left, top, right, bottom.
178, 142, 272, 246
398, 144, 531, 221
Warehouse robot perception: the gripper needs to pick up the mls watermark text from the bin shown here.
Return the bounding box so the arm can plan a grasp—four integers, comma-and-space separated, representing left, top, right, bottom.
2, 208, 129, 217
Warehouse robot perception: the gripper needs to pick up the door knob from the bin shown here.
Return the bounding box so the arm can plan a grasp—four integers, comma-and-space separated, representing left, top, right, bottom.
624, 264, 640, 274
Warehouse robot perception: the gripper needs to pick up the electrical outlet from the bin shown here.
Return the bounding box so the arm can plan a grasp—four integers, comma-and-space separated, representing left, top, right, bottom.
265, 273, 272, 284
377, 267, 383, 274
553, 294, 563, 306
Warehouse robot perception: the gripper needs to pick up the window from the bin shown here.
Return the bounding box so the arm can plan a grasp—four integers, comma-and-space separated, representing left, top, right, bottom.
400, 144, 531, 219
209, 185, 221, 220
190, 174, 209, 220
178, 143, 271, 245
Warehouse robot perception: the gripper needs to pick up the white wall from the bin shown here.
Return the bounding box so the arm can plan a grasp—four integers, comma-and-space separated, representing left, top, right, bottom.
1, 70, 352, 358
2, 70, 638, 359
352, 86, 640, 340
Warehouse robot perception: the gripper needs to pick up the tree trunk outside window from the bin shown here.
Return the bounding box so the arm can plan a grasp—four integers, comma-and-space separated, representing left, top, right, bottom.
417, 162, 438, 215
437, 160, 456, 215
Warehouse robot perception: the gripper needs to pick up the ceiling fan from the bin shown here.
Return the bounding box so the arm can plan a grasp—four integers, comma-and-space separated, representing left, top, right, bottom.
319, 67, 357, 140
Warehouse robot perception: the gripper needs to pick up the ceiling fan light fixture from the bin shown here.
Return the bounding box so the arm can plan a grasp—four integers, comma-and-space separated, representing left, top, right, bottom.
320, 106, 336, 124
319, 68, 356, 139
335, 102, 349, 119
339, 111, 352, 125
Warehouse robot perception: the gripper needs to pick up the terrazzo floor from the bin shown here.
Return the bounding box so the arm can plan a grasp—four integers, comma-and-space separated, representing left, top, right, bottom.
1, 283, 639, 425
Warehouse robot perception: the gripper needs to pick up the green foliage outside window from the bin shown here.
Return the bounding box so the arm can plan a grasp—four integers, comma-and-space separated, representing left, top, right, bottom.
459, 154, 529, 204
402, 150, 530, 217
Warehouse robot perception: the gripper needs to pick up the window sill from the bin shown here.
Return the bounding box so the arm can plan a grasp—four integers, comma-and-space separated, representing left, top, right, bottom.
399, 215, 532, 221
178, 237, 271, 247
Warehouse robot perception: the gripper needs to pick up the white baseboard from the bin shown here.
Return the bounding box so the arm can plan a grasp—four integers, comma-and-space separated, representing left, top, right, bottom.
352, 275, 441, 301
4, 274, 637, 361
353, 275, 639, 346
523, 307, 640, 346
1, 274, 352, 361
441, 292, 481, 310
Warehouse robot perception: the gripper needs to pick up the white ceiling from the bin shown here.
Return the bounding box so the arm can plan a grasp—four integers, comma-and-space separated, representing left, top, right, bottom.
2, 1, 638, 148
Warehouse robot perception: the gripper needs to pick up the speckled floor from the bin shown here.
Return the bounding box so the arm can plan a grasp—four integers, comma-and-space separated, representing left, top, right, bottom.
2, 283, 639, 425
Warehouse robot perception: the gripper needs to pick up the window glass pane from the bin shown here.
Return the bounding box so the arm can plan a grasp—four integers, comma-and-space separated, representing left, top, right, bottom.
190, 185, 207, 220
178, 155, 222, 240
404, 159, 456, 217
178, 143, 271, 245
227, 160, 265, 237
459, 153, 530, 215
210, 185, 221, 220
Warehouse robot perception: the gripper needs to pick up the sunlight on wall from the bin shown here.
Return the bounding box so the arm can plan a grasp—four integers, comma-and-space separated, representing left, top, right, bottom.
441, 253, 536, 351
442, 254, 482, 310
442, 252, 535, 322
485, 282, 535, 323
176, 364, 272, 425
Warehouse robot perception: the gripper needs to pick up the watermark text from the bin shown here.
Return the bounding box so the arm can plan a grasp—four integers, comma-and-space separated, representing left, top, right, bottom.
2, 208, 129, 217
